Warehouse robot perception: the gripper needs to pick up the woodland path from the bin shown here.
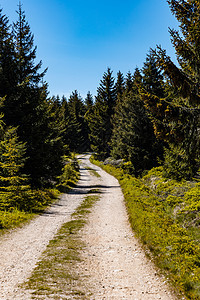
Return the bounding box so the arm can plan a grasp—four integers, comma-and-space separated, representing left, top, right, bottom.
0, 154, 176, 299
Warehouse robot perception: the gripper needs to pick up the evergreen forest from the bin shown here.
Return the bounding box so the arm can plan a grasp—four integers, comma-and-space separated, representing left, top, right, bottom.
0, 0, 199, 217
0, 1, 200, 298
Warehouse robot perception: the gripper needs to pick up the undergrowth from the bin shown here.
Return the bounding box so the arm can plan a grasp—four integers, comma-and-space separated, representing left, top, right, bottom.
24, 193, 100, 299
0, 156, 79, 231
91, 156, 200, 300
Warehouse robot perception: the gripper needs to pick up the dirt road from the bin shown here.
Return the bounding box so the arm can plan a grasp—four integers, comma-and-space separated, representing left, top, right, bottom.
0, 154, 176, 299
76, 155, 176, 299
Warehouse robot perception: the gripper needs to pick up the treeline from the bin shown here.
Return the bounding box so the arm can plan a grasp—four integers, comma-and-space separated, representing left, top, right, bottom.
0, 4, 83, 215
0, 0, 200, 215
86, 0, 200, 180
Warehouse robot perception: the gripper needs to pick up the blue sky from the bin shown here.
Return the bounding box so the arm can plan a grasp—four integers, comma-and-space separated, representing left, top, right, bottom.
0, 0, 179, 99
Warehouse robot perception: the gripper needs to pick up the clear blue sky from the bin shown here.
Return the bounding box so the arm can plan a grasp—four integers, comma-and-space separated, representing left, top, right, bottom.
0, 0, 179, 99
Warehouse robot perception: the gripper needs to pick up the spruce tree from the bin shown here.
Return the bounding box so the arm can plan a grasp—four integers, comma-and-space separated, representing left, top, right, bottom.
115, 71, 125, 101
85, 91, 93, 110
124, 71, 134, 94
12, 2, 46, 86
0, 8, 17, 98
142, 50, 165, 98
0, 126, 28, 210
67, 90, 89, 152
86, 68, 116, 159
1, 4, 64, 187
111, 86, 159, 175
142, 0, 200, 179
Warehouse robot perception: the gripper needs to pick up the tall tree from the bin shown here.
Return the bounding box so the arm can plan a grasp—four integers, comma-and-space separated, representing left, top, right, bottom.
85, 91, 93, 110
115, 71, 125, 101
142, 50, 165, 98
1, 4, 64, 187
142, 0, 200, 179
124, 71, 134, 94
111, 67, 160, 175
86, 68, 116, 159
67, 90, 89, 152
0, 8, 17, 98
12, 2, 46, 86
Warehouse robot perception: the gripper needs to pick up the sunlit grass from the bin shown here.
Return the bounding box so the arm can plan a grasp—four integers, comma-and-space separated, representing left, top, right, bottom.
24, 194, 100, 298
91, 156, 200, 300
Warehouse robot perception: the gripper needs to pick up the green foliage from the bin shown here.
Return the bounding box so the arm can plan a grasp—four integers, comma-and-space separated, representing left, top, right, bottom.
56, 156, 79, 193
66, 90, 90, 152
0, 126, 29, 210
141, 1, 200, 180
0, 208, 33, 229
25, 194, 100, 298
86, 68, 116, 159
142, 49, 165, 98
91, 157, 200, 299
163, 144, 198, 181
0, 5, 66, 188
111, 92, 161, 176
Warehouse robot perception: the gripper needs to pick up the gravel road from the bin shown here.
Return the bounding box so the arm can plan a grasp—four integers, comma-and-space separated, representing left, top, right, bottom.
76, 155, 176, 299
0, 154, 176, 299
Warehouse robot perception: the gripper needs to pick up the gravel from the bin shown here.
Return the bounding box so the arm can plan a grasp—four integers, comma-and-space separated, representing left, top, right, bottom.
76, 156, 177, 299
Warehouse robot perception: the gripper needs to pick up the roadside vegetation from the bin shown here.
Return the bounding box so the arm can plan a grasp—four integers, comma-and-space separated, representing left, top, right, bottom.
24, 193, 100, 299
91, 156, 200, 300
0, 1, 199, 298
0, 155, 79, 231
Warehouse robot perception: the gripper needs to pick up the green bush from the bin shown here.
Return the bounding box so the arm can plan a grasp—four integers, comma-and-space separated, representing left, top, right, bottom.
163, 145, 198, 181
0, 208, 33, 229
56, 156, 79, 193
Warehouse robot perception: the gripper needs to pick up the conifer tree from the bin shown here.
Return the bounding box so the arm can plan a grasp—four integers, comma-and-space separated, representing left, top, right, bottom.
12, 2, 46, 86
124, 71, 134, 94
0, 126, 28, 210
111, 68, 160, 175
85, 91, 93, 110
142, 0, 200, 179
67, 90, 89, 152
86, 68, 116, 159
0, 4, 65, 187
115, 71, 125, 101
142, 50, 165, 98
0, 8, 17, 98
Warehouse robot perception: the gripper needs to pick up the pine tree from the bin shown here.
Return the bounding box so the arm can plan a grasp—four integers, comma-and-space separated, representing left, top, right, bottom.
111, 86, 159, 176
142, 50, 165, 98
86, 68, 116, 159
132, 67, 142, 94
0, 97, 28, 209
115, 71, 125, 101
1, 4, 65, 187
0, 126, 28, 210
142, 0, 200, 179
85, 91, 93, 110
0, 8, 17, 98
67, 90, 89, 152
12, 2, 47, 86
124, 71, 134, 94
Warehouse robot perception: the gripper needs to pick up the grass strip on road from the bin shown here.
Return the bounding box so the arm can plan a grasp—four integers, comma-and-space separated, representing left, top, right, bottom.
24, 192, 100, 299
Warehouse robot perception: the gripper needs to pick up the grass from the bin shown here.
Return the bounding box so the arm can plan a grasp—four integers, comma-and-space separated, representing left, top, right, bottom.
24, 192, 100, 299
85, 165, 101, 178
0, 157, 79, 232
90, 156, 200, 300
